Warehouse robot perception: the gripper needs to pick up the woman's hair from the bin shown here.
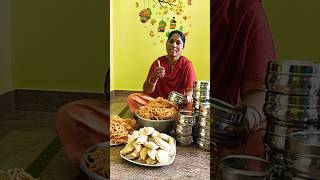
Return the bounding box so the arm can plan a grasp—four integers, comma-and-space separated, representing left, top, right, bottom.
167, 30, 185, 45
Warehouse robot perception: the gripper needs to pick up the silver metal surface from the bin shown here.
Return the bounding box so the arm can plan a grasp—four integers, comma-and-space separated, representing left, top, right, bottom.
193, 80, 210, 89
285, 152, 320, 178
177, 110, 195, 126
265, 133, 286, 151
266, 73, 320, 96
199, 117, 210, 128
176, 123, 193, 136
197, 138, 210, 151
198, 127, 210, 137
264, 103, 319, 123
176, 135, 193, 145
286, 131, 320, 156
212, 120, 230, 135
267, 123, 290, 136
199, 102, 210, 117
266, 92, 320, 107
218, 155, 274, 180
211, 105, 243, 125
168, 91, 187, 107
268, 60, 320, 75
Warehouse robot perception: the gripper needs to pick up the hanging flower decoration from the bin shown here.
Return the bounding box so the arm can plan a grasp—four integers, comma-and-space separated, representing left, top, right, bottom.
170, 17, 176, 29
136, 0, 192, 45
158, 20, 167, 32
139, 8, 152, 23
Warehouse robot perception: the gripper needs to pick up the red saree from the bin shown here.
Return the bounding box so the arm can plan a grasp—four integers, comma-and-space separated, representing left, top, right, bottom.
211, 0, 276, 157
211, 0, 276, 105
148, 56, 196, 98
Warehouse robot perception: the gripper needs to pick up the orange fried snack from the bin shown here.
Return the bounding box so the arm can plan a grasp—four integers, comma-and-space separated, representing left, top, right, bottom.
110, 115, 136, 144
136, 97, 179, 120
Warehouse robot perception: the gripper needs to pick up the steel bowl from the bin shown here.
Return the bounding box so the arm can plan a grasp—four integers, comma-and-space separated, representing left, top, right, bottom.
285, 152, 320, 178
285, 131, 320, 156
193, 80, 210, 89
168, 91, 187, 107
211, 105, 243, 125
177, 110, 195, 126
268, 60, 320, 75
176, 135, 193, 145
199, 102, 210, 116
266, 73, 320, 96
199, 117, 210, 128
135, 108, 176, 133
267, 122, 290, 136
263, 103, 319, 123
176, 124, 193, 136
193, 90, 210, 96
266, 92, 320, 107
198, 127, 210, 138
218, 155, 274, 180
193, 96, 210, 103
80, 142, 109, 180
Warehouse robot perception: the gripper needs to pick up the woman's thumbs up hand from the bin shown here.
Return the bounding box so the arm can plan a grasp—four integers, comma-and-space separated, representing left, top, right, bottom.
153, 60, 165, 79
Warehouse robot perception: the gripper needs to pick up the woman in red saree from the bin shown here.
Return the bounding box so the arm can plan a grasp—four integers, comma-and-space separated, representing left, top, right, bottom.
55, 70, 109, 166
128, 30, 196, 112
211, 0, 276, 157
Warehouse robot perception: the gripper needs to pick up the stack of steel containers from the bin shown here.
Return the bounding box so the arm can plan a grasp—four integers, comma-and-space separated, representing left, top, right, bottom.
283, 131, 320, 179
176, 110, 195, 145
192, 81, 210, 142
197, 102, 210, 150
264, 60, 320, 175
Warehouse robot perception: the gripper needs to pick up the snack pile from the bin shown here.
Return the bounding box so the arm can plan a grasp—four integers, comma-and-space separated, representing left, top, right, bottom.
120, 127, 176, 165
110, 115, 136, 144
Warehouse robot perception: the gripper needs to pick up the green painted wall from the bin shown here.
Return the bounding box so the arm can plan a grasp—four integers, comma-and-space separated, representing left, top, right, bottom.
110, 0, 210, 91
0, 0, 12, 95
263, 0, 320, 60
11, 0, 109, 93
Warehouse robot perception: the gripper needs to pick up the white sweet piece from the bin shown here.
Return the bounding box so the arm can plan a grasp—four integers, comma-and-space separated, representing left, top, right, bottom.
156, 150, 170, 164
151, 130, 160, 137
154, 137, 171, 151
127, 131, 139, 143
168, 137, 176, 157
144, 127, 155, 135
146, 157, 157, 165
147, 149, 156, 160
160, 133, 170, 141
139, 147, 148, 160
143, 141, 159, 150
136, 134, 148, 144
120, 144, 134, 155
131, 140, 142, 152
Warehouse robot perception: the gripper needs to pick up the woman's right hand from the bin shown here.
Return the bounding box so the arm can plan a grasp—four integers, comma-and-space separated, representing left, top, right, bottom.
152, 60, 165, 80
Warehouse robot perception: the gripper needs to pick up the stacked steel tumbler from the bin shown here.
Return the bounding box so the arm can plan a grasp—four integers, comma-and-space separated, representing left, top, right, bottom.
264, 60, 320, 177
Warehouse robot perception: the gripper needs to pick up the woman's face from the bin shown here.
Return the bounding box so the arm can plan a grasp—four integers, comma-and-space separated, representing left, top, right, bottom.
166, 33, 184, 58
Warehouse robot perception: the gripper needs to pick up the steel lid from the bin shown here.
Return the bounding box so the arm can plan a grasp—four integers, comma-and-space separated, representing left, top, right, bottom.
219, 155, 274, 177
286, 131, 320, 156
268, 60, 320, 75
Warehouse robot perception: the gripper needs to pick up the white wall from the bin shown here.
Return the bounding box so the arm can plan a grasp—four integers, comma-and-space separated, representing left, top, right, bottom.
0, 0, 12, 95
